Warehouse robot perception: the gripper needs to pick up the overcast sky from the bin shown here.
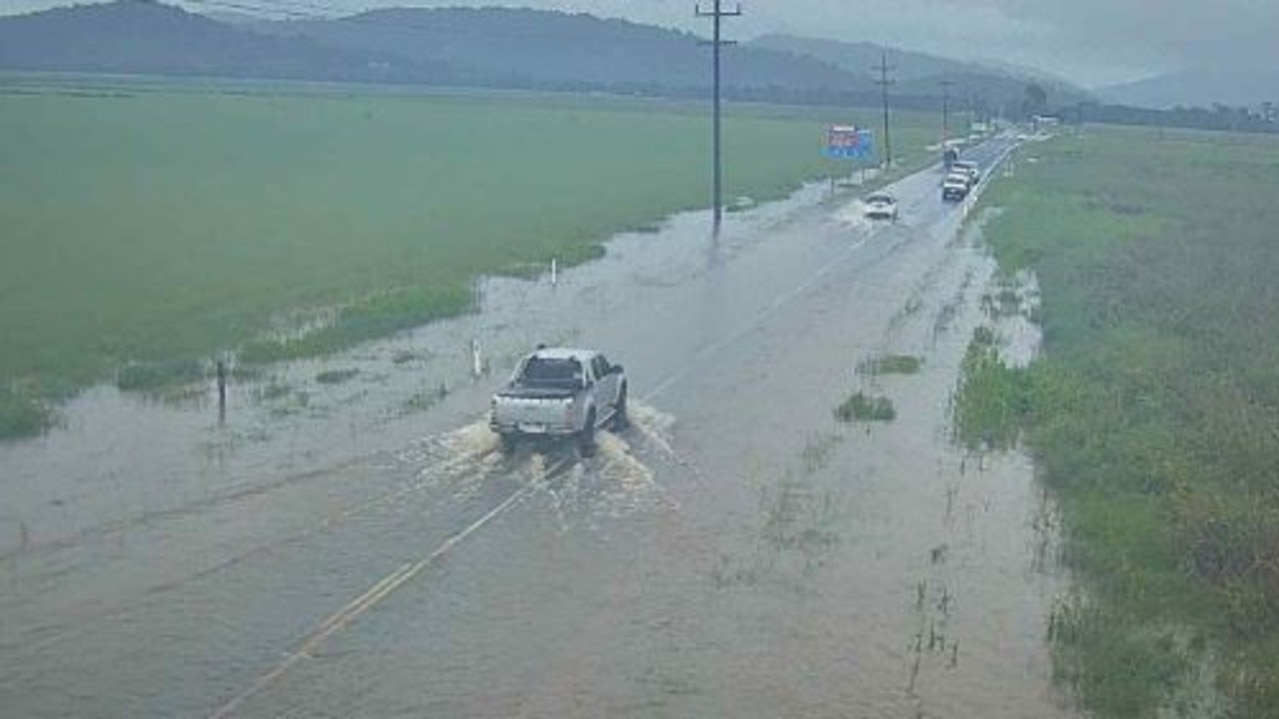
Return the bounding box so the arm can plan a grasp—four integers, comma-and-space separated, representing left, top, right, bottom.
3, 0, 1273, 87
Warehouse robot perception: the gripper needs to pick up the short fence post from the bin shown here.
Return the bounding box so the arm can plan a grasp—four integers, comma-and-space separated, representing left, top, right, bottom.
471, 339, 483, 379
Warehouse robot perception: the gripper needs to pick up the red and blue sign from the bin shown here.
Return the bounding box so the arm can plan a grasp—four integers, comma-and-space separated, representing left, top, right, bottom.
825, 125, 874, 160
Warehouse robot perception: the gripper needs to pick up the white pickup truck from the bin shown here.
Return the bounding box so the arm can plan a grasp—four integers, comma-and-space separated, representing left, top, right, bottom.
941, 172, 971, 202
951, 159, 981, 184
489, 347, 628, 455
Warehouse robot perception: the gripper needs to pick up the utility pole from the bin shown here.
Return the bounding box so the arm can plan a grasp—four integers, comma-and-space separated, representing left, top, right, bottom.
872, 52, 895, 168
696, 0, 741, 235
939, 80, 954, 148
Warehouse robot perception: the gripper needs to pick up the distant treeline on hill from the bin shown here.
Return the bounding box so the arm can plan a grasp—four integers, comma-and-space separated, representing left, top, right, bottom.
1053, 101, 1279, 135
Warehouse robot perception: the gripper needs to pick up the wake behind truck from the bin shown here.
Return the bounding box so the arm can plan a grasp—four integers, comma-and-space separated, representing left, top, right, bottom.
489, 347, 628, 456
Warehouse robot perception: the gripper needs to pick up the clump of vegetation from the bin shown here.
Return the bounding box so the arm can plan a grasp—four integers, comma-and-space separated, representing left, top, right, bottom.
952, 328, 1030, 451
970, 126, 1279, 715
240, 284, 472, 364
254, 379, 292, 401
402, 382, 450, 414
982, 286, 1023, 317
834, 392, 896, 422
392, 349, 431, 365
229, 363, 265, 382
761, 478, 840, 554
116, 359, 206, 391
799, 432, 842, 473
857, 354, 923, 376
315, 368, 359, 385
1047, 597, 1197, 717
0, 385, 55, 439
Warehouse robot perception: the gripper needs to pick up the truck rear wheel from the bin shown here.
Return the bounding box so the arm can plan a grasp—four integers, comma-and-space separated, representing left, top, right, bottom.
578, 409, 597, 457
611, 385, 629, 430
497, 432, 518, 455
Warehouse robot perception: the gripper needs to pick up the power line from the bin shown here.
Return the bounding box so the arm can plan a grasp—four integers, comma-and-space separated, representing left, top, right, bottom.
695, 0, 740, 236
871, 51, 894, 168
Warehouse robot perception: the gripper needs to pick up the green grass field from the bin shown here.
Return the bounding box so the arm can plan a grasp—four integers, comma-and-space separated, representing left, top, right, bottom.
956, 126, 1279, 716
0, 78, 942, 437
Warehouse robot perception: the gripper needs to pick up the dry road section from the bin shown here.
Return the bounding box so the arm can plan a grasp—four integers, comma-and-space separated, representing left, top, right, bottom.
0, 136, 1076, 717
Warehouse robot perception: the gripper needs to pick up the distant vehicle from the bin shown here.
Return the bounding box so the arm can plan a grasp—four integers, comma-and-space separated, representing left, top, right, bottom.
951, 160, 981, 185
490, 347, 627, 456
943, 146, 959, 171
863, 192, 899, 221
942, 173, 970, 202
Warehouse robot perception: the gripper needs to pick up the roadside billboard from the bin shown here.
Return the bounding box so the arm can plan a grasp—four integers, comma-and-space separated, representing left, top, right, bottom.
825, 125, 874, 160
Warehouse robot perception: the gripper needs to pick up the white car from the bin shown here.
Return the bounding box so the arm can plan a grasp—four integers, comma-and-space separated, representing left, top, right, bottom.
952, 159, 981, 184
863, 192, 899, 221
941, 173, 970, 202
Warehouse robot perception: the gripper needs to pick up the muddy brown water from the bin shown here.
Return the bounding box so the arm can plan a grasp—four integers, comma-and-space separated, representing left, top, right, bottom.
0, 136, 1076, 717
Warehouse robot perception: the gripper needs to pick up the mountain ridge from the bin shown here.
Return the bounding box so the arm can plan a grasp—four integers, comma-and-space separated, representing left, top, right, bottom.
0, 0, 1086, 112
1097, 66, 1279, 109
0, 0, 455, 84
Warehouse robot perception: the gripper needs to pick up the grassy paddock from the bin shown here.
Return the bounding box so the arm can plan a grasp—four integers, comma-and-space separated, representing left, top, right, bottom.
956, 125, 1279, 716
0, 77, 939, 437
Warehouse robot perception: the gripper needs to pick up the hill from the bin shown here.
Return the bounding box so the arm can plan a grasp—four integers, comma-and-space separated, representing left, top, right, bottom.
1097, 67, 1279, 109
749, 34, 996, 82
0, 0, 1095, 112
749, 33, 1093, 113
252, 7, 871, 99
0, 0, 454, 84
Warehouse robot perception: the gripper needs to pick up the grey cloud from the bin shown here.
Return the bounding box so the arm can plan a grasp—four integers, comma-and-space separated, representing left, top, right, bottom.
523, 0, 1279, 82
981, 0, 1279, 68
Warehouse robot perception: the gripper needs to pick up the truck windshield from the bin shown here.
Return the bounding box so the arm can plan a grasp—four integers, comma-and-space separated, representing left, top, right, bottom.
518, 357, 583, 388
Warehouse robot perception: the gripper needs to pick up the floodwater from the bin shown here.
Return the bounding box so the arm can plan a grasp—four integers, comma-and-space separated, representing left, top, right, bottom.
0, 135, 1076, 717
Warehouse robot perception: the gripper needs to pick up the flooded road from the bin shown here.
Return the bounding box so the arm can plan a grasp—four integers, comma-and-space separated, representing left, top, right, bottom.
0, 136, 1075, 717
